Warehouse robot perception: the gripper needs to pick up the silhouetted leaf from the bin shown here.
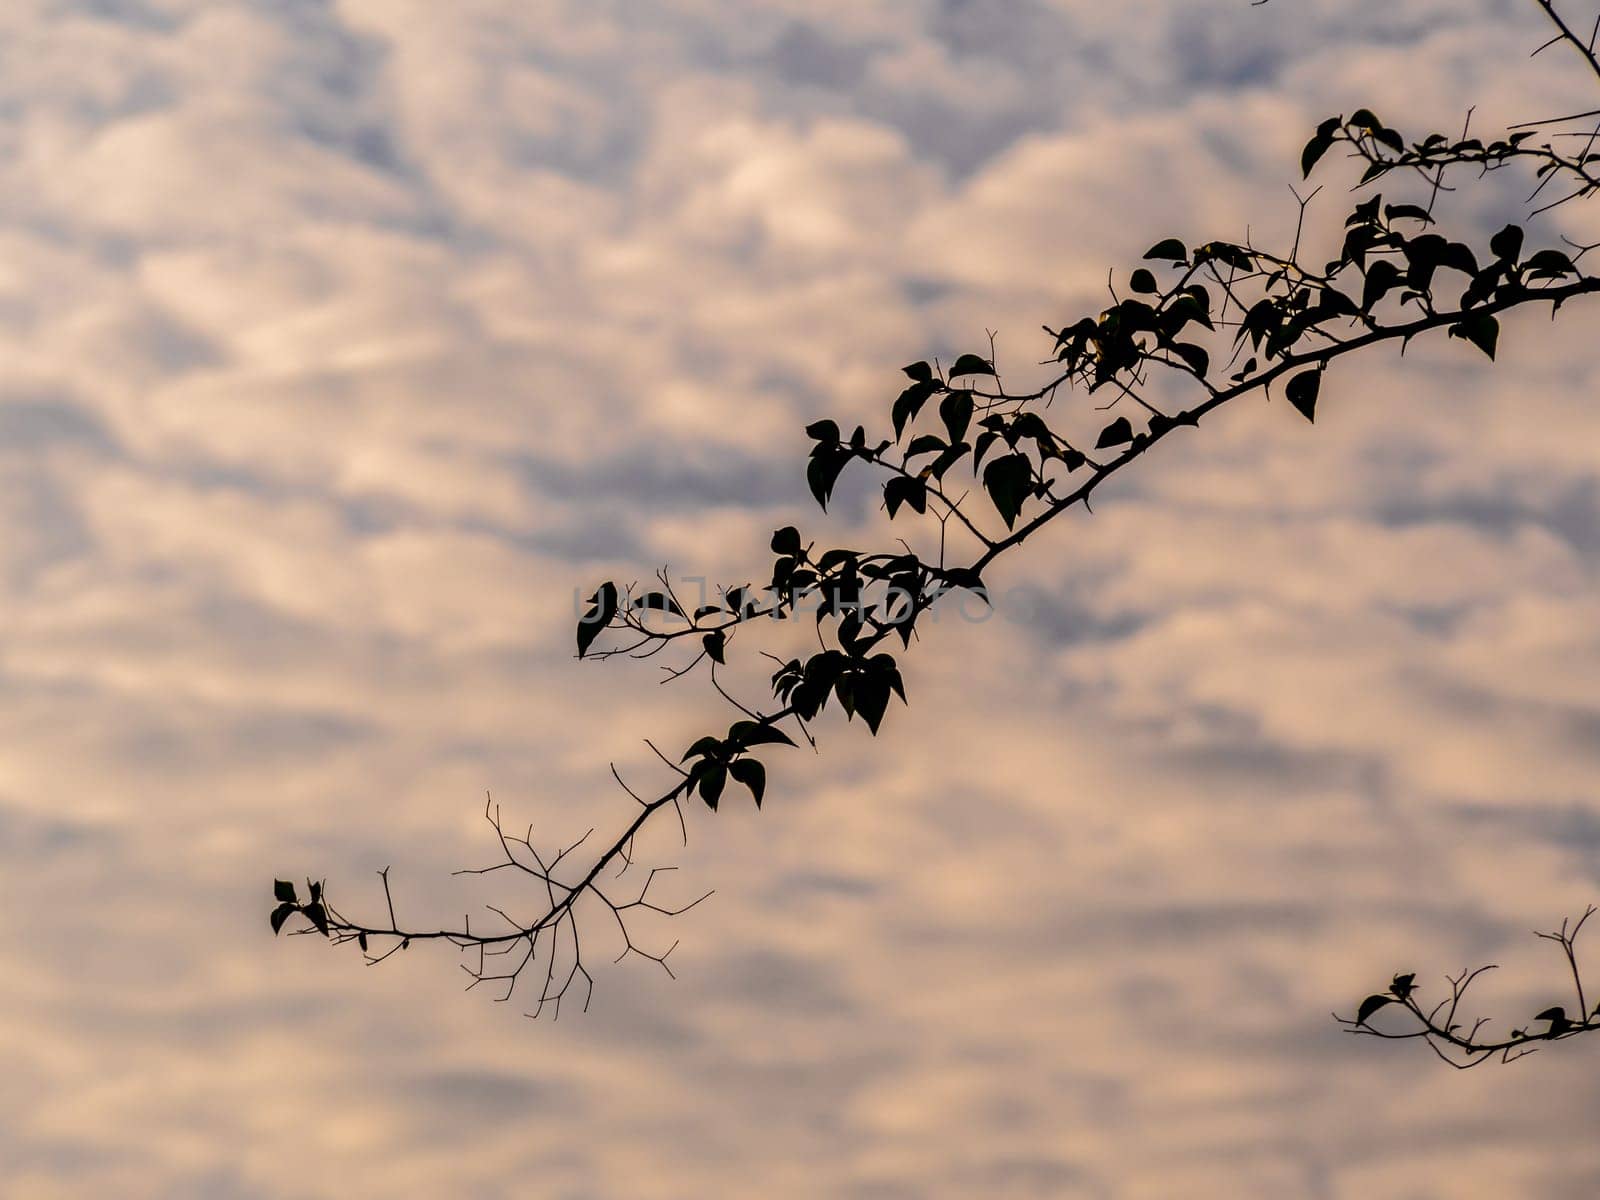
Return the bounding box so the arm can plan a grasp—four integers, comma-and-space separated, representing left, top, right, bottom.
949, 353, 995, 378
1301, 117, 1341, 177
303, 901, 330, 936
1129, 268, 1158, 295
1439, 241, 1480, 278
805, 418, 840, 443
274, 879, 298, 903
1095, 416, 1134, 449
633, 591, 684, 618
983, 453, 1033, 530
1384, 203, 1433, 225
702, 630, 726, 664
1489, 224, 1524, 264
270, 901, 296, 935
884, 475, 927, 519
1525, 248, 1574, 278
697, 763, 727, 811
940, 390, 973, 443
1449, 312, 1499, 360
681, 735, 724, 762
1357, 994, 1393, 1026
807, 446, 850, 509
1145, 238, 1188, 263
728, 758, 766, 808
771, 526, 802, 557
854, 674, 892, 734
1285, 370, 1320, 423
729, 721, 796, 749
1171, 343, 1209, 377
576, 581, 620, 658
1362, 259, 1403, 312
892, 380, 937, 440
1390, 972, 1416, 1000
902, 360, 934, 383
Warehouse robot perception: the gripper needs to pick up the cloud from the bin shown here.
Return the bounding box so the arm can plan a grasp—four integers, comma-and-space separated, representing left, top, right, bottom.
6, 0, 1600, 1197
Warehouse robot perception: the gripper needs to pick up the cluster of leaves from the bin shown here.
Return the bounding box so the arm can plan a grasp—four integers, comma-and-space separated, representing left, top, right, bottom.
680, 719, 795, 811
270, 878, 330, 938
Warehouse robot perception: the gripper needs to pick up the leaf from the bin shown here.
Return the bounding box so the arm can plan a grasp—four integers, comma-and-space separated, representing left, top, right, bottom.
303, 901, 330, 937
892, 380, 937, 440
632, 591, 684, 618
807, 446, 850, 510
770, 526, 802, 557
1384, 203, 1433, 225
357, 932, 368, 952
1171, 343, 1208, 377
728, 758, 766, 807
681, 735, 724, 762
1489, 224, 1524, 264
1129, 268, 1159, 295
1285, 370, 1321, 423
1536, 1006, 1568, 1024
1361, 259, 1403, 312
1301, 117, 1341, 177
1372, 125, 1404, 154
972, 430, 1000, 470
930, 441, 970, 480
1389, 972, 1416, 1000
274, 879, 298, 903
902, 360, 933, 383
1145, 238, 1188, 263
804, 418, 840, 443
884, 475, 927, 519
982, 453, 1033, 530
576, 581, 619, 658
949, 353, 995, 378
1356, 994, 1393, 1026
1525, 248, 1574, 278
270, 901, 297, 935
728, 721, 797, 749
693, 604, 722, 621
702, 630, 726, 664
939, 390, 974, 443
1439, 242, 1480, 278
1095, 416, 1134, 449
854, 674, 892, 735
905, 434, 947, 459
697, 763, 727, 811
1449, 312, 1499, 361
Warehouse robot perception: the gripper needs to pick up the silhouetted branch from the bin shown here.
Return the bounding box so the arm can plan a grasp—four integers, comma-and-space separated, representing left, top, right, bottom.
1337, 909, 1600, 1067
274, 1, 1600, 1041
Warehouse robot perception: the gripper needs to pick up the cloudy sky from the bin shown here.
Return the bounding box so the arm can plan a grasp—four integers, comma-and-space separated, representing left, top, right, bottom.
5, 0, 1600, 1195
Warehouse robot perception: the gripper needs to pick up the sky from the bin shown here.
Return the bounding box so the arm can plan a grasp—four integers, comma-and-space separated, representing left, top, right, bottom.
4, 0, 1600, 1196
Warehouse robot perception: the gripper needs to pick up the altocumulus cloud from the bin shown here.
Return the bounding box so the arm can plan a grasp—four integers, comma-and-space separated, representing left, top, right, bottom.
3, 1, 1600, 1196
